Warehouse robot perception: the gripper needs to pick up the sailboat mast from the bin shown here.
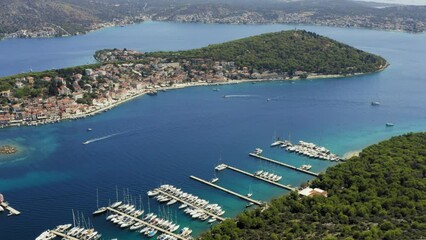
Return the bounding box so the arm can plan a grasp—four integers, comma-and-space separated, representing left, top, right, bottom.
96, 188, 99, 209
76, 210, 81, 227
72, 209, 76, 227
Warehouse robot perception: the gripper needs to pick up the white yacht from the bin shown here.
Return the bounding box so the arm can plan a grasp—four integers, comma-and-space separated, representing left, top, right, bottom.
211, 177, 219, 183
253, 148, 263, 155
214, 164, 227, 171
93, 207, 107, 215
300, 164, 312, 171
208, 218, 217, 223
35, 230, 56, 240
147, 190, 159, 197
166, 199, 177, 205
110, 201, 122, 208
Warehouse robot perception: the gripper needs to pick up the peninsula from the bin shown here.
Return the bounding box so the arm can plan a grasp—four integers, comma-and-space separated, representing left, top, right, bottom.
0, 30, 387, 128
200, 132, 426, 240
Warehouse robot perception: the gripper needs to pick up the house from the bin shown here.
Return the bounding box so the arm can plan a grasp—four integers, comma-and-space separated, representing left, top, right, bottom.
42, 76, 52, 82
299, 187, 328, 197
1, 90, 10, 98
72, 92, 84, 101
74, 74, 83, 81
11, 104, 22, 113
15, 81, 24, 88
85, 69, 94, 76
26, 76, 34, 84
58, 85, 71, 96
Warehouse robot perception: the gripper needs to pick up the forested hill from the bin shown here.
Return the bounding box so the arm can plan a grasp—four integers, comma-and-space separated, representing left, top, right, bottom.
200, 133, 426, 240
1, 0, 426, 38
146, 30, 387, 76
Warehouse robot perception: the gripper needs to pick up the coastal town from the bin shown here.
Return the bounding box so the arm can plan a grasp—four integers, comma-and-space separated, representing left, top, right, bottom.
157, 10, 426, 33
2, 1, 426, 41
2, 15, 148, 39
0, 49, 291, 128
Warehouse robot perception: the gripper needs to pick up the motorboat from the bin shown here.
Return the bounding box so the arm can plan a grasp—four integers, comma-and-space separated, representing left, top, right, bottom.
253, 148, 263, 155
211, 177, 219, 183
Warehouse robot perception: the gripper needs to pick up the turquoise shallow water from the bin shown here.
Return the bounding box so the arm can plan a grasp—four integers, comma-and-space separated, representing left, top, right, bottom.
0, 22, 426, 239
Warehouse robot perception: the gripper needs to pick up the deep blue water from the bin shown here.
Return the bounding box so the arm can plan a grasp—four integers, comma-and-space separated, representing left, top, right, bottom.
0, 22, 426, 240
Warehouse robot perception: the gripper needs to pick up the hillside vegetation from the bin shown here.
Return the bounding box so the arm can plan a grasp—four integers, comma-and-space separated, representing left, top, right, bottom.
0, 0, 99, 35
147, 30, 387, 75
1, 0, 426, 38
200, 133, 426, 240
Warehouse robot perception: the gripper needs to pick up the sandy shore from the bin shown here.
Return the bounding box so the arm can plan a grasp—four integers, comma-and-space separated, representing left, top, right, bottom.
343, 150, 361, 160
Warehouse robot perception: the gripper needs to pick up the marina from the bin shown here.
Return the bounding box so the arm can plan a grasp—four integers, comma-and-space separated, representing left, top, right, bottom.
190, 176, 263, 206
36, 223, 101, 240
153, 188, 225, 222
49, 230, 80, 240
222, 164, 295, 191
106, 207, 189, 240
248, 153, 320, 177
282, 141, 342, 161
2, 21, 426, 240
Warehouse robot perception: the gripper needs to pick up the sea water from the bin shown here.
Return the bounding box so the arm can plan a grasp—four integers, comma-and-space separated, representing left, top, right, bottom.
0, 22, 426, 239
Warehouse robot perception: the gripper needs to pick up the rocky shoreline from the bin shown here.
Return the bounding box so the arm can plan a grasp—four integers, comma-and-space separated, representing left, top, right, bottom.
0, 145, 17, 155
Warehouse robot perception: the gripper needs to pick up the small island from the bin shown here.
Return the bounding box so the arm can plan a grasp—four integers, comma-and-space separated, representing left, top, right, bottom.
0, 30, 387, 128
0, 145, 17, 155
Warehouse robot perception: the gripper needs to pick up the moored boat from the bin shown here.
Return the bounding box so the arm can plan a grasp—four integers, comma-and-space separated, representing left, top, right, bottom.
300, 164, 312, 171
253, 148, 263, 155
93, 207, 107, 215
214, 164, 227, 171
110, 201, 122, 208
210, 177, 219, 183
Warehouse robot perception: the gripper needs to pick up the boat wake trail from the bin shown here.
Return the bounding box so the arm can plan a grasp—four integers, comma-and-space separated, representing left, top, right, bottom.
223, 94, 258, 98
83, 131, 128, 145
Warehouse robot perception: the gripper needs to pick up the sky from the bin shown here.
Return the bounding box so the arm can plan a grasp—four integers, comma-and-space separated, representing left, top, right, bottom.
355, 0, 426, 5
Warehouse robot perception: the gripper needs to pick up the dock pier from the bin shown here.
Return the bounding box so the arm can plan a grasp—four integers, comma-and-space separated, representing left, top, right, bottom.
190, 176, 262, 206
0, 202, 21, 216
156, 189, 225, 221
49, 230, 79, 240
249, 153, 319, 177
224, 165, 296, 191
107, 207, 188, 240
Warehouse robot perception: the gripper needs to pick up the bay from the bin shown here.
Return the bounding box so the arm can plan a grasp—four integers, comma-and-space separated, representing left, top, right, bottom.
0, 22, 426, 240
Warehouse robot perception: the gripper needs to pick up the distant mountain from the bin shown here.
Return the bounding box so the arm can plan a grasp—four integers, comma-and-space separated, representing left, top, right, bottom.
0, 0, 100, 35
1, 0, 426, 38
